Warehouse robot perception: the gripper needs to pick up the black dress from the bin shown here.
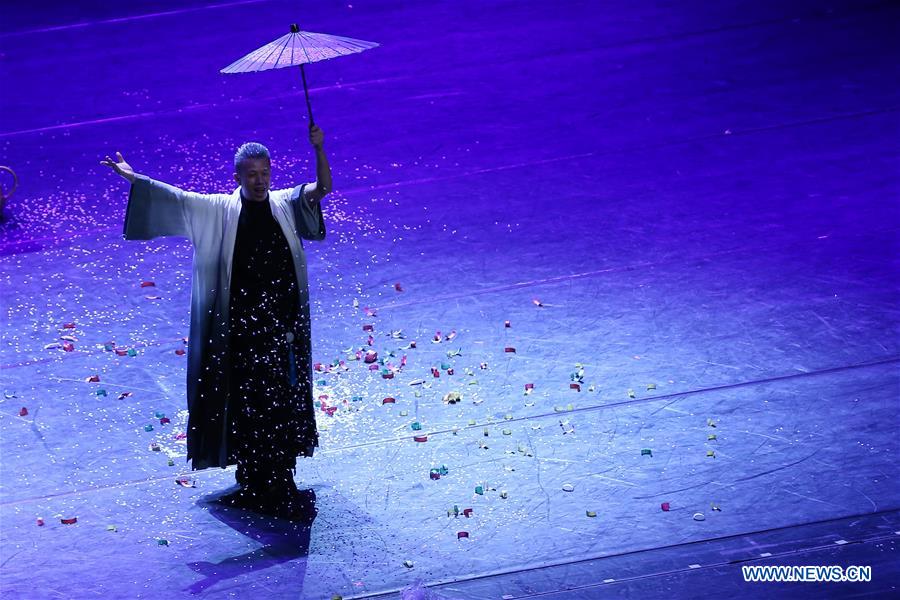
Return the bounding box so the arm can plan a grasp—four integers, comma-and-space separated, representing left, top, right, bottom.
227, 195, 317, 488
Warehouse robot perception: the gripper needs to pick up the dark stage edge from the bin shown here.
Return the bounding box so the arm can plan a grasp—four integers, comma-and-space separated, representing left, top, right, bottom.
358, 511, 900, 599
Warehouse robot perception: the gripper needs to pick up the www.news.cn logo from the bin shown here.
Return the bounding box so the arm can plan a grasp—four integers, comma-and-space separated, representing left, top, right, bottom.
742, 565, 872, 583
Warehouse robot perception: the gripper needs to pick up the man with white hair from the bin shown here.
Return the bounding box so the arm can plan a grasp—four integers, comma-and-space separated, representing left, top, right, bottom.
102, 125, 331, 519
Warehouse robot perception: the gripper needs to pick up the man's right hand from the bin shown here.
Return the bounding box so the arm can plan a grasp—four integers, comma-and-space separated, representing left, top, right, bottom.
101, 152, 136, 183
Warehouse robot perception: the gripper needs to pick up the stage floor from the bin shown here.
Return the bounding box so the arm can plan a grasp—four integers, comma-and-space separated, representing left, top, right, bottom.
1, 1, 898, 598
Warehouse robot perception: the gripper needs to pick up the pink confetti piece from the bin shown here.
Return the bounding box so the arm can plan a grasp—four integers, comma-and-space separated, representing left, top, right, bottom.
117, 392, 132, 400
504, 347, 516, 353
532, 299, 543, 307
394, 283, 403, 292
414, 435, 428, 443
60, 517, 78, 525
62, 323, 76, 329
463, 508, 473, 518
362, 324, 374, 332
159, 417, 171, 425
18, 407, 28, 416
382, 397, 396, 405
524, 383, 534, 391
457, 531, 469, 539
36, 518, 44, 526
175, 477, 195, 488
175, 349, 185, 356
86, 375, 100, 383
62, 343, 75, 352
570, 383, 581, 392
140, 281, 155, 288
661, 502, 670, 512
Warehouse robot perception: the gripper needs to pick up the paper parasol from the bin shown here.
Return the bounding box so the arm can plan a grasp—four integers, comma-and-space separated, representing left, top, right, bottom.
221, 24, 379, 125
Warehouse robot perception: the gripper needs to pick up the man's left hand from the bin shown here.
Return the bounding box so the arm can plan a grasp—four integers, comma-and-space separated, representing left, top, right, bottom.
309, 125, 324, 149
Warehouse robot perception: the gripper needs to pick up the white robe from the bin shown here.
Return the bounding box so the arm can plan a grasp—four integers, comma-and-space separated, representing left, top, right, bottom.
123, 174, 326, 469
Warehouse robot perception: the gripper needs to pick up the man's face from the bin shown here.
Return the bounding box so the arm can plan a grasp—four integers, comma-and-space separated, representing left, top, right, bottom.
234, 157, 271, 202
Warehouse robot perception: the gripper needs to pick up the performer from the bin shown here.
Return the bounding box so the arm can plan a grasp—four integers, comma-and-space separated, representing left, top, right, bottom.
102, 125, 331, 519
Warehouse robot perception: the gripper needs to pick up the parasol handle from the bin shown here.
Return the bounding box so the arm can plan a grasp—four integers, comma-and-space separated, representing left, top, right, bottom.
300, 63, 315, 127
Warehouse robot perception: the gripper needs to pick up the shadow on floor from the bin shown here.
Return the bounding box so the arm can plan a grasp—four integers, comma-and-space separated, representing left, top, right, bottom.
184, 487, 318, 595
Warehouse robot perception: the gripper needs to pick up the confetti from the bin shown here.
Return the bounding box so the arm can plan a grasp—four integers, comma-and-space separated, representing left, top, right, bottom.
403, 559, 414, 568
18, 407, 28, 416
661, 502, 670, 512
157, 539, 169, 546
628, 389, 636, 398
140, 281, 155, 288
62, 323, 76, 329
693, 512, 706, 521
706, 450, 716, 458
86, 375, 100, 383
107, 525, 117, 532
647, 383, 657, 390
463, 508, 473, 517
570, 383, 581, 392
586, 511, 597, 518
175, 349, 185, 356
561, 483, 575, 492
532, 299, 543, 307
504, 320, 511, 328
96, 389, 107, 397
413, 435, 428, 443
457, 531, 469, 539
60, 517, 78, 525
641, 448, 652, 457
504, 347, 516, 353
411, 422, 422, 431
36, 518, 44, 526
394, 283, 403, 292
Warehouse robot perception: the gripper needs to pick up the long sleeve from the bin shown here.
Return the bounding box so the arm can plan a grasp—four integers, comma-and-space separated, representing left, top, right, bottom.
289, 183, 326, 241
123, 174, 215, 242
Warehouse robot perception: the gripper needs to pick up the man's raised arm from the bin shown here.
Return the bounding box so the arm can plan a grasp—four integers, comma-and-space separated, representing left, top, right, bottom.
102, 151, 209, 242
302, 125, 332, 204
